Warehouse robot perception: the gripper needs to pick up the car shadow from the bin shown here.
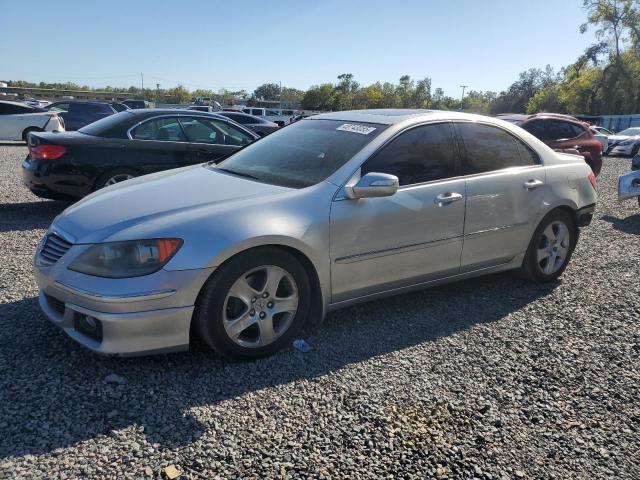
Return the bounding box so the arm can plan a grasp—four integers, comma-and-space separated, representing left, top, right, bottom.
0, 273, 559, 458
0, 142, 26, 147
0, 200, 70, 233
601, 213, 640, 235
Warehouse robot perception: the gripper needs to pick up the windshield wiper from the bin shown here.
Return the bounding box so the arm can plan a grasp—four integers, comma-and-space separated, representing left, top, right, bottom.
215, 167, 259, 180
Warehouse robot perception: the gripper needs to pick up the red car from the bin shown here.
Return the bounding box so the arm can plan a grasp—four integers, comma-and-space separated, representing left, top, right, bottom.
498, 113, 603, 176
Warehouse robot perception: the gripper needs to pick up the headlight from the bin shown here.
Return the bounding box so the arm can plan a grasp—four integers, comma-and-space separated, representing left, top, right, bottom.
69, 239, 182, 278
619, 139, 634, 146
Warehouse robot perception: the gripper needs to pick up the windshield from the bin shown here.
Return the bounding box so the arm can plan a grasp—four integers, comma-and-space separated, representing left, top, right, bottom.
213, 119, 387, 188
617, 128, 640, 136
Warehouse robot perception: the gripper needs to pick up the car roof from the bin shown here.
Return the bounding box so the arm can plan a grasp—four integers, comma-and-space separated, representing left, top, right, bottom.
127, 108, 226, 117
0, 100, 37, 107
310, 109, 500, 125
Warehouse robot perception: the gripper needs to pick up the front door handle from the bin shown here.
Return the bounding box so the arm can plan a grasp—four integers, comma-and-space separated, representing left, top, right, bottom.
435, 192, 463, 206
523, 179, 544, 190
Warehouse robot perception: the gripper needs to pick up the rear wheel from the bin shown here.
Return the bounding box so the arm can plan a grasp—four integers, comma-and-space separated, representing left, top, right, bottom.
521, 210, 576, 283
93, 168, 139, 191
195, 247, 311, 360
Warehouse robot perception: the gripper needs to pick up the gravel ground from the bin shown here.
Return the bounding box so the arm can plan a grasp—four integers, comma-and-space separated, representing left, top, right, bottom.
0, 142, 639, 479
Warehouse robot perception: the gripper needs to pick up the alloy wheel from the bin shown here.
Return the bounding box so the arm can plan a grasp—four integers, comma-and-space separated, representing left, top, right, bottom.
536, 220, 571, 275
223, 265, 299, 348
104, 174, 134, 186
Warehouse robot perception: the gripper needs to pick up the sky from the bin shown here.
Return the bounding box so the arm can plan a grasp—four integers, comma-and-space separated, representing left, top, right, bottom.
0, 0, 597, 97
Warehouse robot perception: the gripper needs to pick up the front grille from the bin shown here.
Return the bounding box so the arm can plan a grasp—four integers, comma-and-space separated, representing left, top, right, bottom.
44, 293, 65, 315
39, 233, 73, 266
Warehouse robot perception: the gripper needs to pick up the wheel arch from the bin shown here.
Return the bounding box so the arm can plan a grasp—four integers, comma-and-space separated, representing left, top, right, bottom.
22, 126, 43, 141
194, 242, 326, 329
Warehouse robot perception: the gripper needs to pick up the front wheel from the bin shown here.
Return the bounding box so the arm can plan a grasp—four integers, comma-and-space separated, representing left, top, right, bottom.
194, 247, 311, 360
521, 210, 576, 283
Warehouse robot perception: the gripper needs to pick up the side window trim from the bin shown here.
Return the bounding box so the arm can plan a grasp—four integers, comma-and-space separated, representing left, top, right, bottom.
176, 116, 254, 146
451, 120, 542, 176
127, 115, 188, 143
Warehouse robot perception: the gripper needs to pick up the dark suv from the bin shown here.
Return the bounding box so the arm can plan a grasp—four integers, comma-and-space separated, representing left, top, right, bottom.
46, 101, 127, 130
498, 113, 603, 176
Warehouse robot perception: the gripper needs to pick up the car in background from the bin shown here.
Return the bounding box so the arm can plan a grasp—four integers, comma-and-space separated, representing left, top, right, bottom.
589, 126, 609, 152
618, 154, 640, 207
0, 100, 65, 141
187, 106, 218, 113
216, 111, 279, 136
22, 109, 259, 200
46, 101, 129, 130
498, 113, 603, 176
606, 127, 640, 157
33, 109, 597, 359
122, 99, 151, 109
241, 107, 292, 127
592, 125, 614, 137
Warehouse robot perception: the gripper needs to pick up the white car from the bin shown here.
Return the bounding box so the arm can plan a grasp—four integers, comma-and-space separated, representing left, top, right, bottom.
242, 107, 292, 127
0, 100, 65, 141
606, 127, 640, 157
589, 126, 609, 152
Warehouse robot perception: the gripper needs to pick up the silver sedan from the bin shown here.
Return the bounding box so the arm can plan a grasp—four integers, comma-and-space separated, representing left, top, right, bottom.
34, 109, 597, 359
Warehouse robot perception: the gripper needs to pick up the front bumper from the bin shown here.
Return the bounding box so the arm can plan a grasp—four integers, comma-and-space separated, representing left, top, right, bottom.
607, 144, 636, 156
39, 290, 194, 356
34, 242, 215, 356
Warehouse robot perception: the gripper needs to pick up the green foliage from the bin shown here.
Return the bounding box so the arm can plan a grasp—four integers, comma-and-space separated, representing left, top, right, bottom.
253, 83, 281, 101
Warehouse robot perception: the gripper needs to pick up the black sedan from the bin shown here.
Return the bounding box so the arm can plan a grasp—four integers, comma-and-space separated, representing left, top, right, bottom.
216, 111, 280, 136
22, 109, 259, 200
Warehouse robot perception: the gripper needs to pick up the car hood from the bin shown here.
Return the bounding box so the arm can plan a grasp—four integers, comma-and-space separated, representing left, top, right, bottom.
609, 134, 639, 142
54, 165, 293, 244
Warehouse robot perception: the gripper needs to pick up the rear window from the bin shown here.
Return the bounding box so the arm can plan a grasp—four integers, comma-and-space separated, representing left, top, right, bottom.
78, 111, 133, 137
68, 103, 113, 114
0, 102, 35, 114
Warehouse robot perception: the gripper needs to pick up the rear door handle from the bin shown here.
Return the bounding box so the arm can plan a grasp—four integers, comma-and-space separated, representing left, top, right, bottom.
523, 179, 544, 190
435, 192, 463, 206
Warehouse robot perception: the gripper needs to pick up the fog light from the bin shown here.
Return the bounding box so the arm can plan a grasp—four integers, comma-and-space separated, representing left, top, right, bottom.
74, 313, 103, 342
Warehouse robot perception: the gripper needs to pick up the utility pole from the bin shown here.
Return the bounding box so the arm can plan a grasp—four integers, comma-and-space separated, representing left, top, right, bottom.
279, 80, 283, 112
459, 85, 468, 111
156, 83, 160, 106
140, 73, 144, 96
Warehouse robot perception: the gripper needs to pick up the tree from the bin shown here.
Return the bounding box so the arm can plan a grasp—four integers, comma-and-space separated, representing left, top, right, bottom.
301, 84, 335, 110
253, 83, 281, 101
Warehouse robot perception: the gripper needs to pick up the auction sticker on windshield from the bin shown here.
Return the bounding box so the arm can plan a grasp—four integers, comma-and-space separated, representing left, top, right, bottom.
336, 124, 377, 135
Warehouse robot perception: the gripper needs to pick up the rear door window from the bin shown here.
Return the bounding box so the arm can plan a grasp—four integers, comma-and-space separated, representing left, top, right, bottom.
130, 117, 187, 141
251, 109, 263, 116
361, 122, 457, 186
456, 122, 538, 175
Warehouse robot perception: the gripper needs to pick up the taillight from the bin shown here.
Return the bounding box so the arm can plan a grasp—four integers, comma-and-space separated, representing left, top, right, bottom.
588, 170, 597, 190
29, 144, 67, 160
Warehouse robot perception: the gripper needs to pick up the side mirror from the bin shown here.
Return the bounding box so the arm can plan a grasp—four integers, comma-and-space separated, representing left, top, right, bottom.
345, 172, 399, 199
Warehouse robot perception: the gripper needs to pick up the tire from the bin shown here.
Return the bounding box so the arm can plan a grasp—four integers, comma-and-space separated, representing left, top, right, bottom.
22, 127, 42, 143
194, 247, 311, 360
631, 144, 640, 157
520, 209, 577, 283
93, 168, 139, 191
